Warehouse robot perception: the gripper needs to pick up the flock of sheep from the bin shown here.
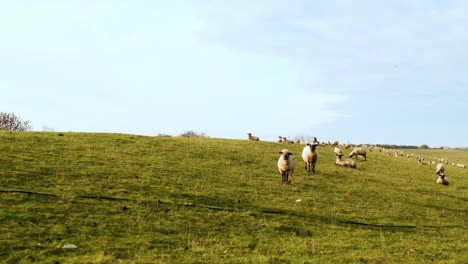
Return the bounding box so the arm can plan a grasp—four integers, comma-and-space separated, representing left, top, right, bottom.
247, 133, 464, 186
276, 139, 365, 184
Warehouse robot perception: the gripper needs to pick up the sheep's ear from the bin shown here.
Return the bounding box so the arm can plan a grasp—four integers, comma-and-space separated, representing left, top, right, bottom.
307, 143, 310, 146
279, 151, 283, 154
288, 152, 293, 155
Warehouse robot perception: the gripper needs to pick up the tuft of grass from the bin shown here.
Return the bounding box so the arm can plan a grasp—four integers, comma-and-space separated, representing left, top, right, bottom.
0, 131, 467, 263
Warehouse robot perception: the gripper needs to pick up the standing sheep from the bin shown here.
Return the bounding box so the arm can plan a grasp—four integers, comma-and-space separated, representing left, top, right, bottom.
336, 154, 356, 168
302, 143, 319, 174
349, 147, 367, 160
278, 149, 295, 183
436, 163, 445, 176
334, 146, 343, 155
247, 133, 259, 141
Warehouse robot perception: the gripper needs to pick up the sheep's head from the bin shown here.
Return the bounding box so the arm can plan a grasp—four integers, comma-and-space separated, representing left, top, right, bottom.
279, 149, 293, 160
307, 143, 318, 150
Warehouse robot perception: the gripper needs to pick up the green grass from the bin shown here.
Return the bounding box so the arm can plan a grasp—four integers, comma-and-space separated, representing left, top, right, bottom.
0, 131, 467, 263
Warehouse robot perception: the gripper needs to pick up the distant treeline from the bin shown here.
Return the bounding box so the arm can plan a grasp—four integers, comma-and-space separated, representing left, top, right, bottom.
366, 144, 419, 149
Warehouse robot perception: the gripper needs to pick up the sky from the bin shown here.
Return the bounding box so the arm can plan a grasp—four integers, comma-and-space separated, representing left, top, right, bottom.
1, 1, 467, 148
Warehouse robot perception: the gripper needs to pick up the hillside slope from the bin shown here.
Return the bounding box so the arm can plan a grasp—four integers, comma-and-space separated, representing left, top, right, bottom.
0, 132, 466, 263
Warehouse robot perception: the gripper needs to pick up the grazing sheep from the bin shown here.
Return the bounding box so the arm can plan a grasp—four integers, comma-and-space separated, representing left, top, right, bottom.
436, 163, 445, 176
247, 133, 259, 141
436, 175, 449, 185
278, 149, 295, 183
335, 154, 356, 168
302, 143, 319, 174
349, 147, 367, 160
456, 163, 466, 168
282, 137, 294, 144
331, 140, 339, 147
277, 136, 284, 143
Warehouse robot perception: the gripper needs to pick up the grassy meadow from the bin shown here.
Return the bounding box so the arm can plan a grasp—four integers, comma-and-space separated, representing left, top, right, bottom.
0, 132, 467, 263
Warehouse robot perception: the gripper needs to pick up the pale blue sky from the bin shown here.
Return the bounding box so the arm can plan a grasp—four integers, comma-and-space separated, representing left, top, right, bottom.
1, 1, 467, 147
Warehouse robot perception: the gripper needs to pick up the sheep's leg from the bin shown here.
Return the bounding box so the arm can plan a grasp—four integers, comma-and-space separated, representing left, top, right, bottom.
312, 164, 315, 174
282, 171, 288, 183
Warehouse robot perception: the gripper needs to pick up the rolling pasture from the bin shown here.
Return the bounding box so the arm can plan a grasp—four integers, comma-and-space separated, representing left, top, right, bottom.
0, 132, 467, 263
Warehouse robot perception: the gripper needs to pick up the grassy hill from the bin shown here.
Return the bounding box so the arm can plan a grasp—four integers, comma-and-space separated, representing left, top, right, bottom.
0, 132, 466, 263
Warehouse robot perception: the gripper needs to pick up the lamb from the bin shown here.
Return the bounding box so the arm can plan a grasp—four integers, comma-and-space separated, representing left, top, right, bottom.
335, 154, 356, 168
436, 163, 445, 176
436, 175, 449, 186
247, 133, 259, 141
278, 149, 295, 183
302, 143, 319, 174
349, 147, 367, 160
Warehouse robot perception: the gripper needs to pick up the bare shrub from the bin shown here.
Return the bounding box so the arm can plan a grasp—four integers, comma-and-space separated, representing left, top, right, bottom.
0, 112, 32, 131
179, 130, 209, 138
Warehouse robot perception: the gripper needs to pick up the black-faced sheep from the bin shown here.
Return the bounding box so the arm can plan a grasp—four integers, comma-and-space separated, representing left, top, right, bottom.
436, 175, 449, 185
247, 133, 259, 141
278, 149, 295, 183
302, 143, 318, 174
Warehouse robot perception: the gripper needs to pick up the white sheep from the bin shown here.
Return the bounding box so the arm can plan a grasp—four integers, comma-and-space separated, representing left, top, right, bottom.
436, 175, 449, 186
247, 133, 259, 141
335, 154, 356, 168
436, 163, 445, 176
278, 149, 295, 183
302, 143, 319, 174
349, 147, 367, 161
456, 163, 466, 169
334, 146, 343, 155
282, 137, 294, 144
